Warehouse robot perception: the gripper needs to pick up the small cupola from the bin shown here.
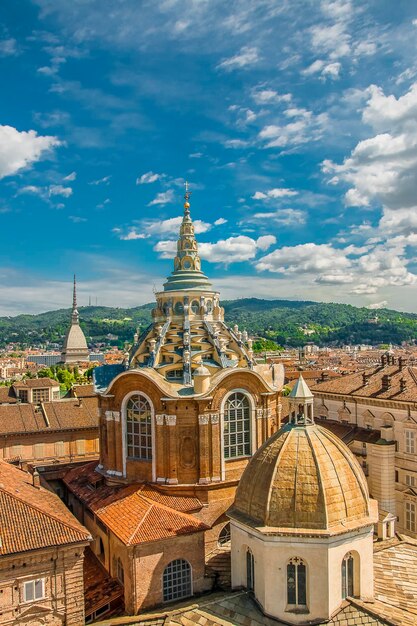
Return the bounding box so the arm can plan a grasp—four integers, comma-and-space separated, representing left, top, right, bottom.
193, 360, 211, 394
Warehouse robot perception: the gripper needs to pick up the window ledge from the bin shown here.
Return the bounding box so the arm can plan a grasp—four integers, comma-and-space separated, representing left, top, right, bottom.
285, 606, 309, 614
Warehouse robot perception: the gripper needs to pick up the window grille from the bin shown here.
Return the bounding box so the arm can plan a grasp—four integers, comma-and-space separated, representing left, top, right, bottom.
405, 430, 416, 454
224, 392, 251, 459
163, 559, 192, 602
126, 394, 152, 460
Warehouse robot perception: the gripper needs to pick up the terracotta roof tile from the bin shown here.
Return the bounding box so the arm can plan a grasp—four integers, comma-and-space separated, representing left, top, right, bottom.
0, 460, 91, 555
311, 364, 417, 402
13, 378, 58, 389
0, 396, 99, 434
64, 462, 206, 545
0, 386, 17, 403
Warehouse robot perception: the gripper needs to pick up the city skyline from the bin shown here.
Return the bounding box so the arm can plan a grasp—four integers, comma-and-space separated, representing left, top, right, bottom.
1, 1, 417, 315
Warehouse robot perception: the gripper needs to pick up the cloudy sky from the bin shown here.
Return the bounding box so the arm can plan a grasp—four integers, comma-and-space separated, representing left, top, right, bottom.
1, 0, 417, 315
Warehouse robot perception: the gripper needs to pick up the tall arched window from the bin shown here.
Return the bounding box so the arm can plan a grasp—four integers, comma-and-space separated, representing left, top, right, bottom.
126, 394, 152, 460
224, 392, 251, 459
246, 549, 255, 591
163, 559, 192, 602
341, 553, 354, 599
287, 557, 307, 607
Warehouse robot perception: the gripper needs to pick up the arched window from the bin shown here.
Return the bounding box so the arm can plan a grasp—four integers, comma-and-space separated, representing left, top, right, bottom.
224, 392, 251, 459
163, 559, 192, 602
341, 553, 354, 599
126, 394, 152, 460
246, 549, 255, 591
287, 557, 306, 607
218, 523, 231, 547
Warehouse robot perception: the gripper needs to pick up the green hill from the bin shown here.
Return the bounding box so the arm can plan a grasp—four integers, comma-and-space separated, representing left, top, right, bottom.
1, 298, 417, 349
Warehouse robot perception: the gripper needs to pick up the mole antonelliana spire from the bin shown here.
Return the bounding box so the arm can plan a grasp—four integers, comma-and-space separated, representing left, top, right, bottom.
61, 274, 89, 364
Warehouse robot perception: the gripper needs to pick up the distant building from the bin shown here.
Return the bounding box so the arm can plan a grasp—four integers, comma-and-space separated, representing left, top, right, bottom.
89, 352, 105, 363
0, 459, 91, 625
312, 352, 417, 538
26, 353, 62, 367
0, 380, 99, 469
61, 276, 89, 364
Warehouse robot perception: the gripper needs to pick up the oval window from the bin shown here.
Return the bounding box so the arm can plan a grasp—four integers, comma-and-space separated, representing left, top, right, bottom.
191, 300, 199, 314
174, 301, 184, 315
183, 260, 192, 270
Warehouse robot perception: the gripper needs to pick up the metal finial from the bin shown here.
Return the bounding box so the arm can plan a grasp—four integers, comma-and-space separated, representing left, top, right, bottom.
184, 180, 191, 209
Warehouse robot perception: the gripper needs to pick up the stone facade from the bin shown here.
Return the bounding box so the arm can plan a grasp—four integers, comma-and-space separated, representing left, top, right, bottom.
312, 358, 417, 538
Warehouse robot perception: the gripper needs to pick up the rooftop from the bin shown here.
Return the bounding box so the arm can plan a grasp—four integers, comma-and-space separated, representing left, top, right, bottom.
64, 462, 207, 545
0, 459, 91, 555
311, 362, 417, 402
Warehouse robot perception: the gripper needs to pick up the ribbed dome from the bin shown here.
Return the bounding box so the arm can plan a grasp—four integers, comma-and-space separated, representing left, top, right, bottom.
230, 422, 375, 533
63, 323, 88, 350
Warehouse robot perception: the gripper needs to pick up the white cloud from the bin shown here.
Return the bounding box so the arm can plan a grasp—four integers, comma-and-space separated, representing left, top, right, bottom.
366, 301, 388, 309
0, 38, 18, 56
63, 171, 76, 181
252, 188, 298, 200
119, 229, 148, 241
214, 218, 227, 226
136, 171, 163, 184
89, 175, 111, 185
217, 46, 259, 71
256, 243, 351, 274
0, 125, 61, 179
303, 59, 341, 80
259, 110, 328, 148
224, 139, 249, 149
323, 82, 417, 244
117, 215, 213, 241
148, 190, 175, 206
49, 184, 72, 197
251, 89, 292, 104
256, 235, 277, 251
251, 208, 306, 226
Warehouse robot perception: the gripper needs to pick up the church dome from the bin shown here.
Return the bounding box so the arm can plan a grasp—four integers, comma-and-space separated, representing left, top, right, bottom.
64, 322, 88, 351
230, 421, 375, 533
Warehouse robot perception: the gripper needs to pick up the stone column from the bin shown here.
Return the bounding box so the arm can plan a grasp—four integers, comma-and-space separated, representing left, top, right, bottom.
256, 408, 264, 447
210, 413, 221, 482
155, 414, 166, 483
112, 411, 122, 475
198, 414, 211, 484
166, 415, 178, 484
104, 410, 116, 472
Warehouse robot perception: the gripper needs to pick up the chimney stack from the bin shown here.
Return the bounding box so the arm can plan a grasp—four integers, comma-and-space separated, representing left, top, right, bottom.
381, 374, 391, 391
32, 469, 40, 489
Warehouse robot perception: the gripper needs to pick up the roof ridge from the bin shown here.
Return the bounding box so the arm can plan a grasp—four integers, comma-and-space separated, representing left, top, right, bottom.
127, 495, 155, 544
135, 490, 207, 524
0, 482, 89, 539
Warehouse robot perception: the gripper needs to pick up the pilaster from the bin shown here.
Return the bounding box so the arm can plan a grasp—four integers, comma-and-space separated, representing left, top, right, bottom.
198, 414, 211, 484
210, 413, 221, 482
166, 414, 178, 484
155, 414, 166, 483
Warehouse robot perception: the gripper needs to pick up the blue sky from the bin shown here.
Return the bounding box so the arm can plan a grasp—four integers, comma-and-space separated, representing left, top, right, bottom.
1, 0, 417, 315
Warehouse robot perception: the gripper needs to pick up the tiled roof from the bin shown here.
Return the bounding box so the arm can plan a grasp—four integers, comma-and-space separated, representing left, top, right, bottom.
93, 591, 393, 625
0, 386, 17, 403
311, 364, 417, 402
373, 536, 417, 624
0, 396, 98, 434
84, 548, 123, 616
71, 383, 96, 398
0, 460, 91, 555
13, 378, 58, 388
315, 418, 381, 445
64, 462, 206, 545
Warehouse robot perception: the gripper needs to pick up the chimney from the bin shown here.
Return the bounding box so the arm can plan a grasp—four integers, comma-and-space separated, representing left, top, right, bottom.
32, 469, 40, 489
398, 357, 405, 370
381, 374, 391, 391
400, 377, 407, 392
362, 372, 370, 386
381, 354, 387, 366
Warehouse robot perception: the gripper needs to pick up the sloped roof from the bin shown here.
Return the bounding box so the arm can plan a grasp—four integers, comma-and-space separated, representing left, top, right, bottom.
0, 460, 91, 555
312, 364, 417, 402
0, 396, 99, 434
64, 462, 206, 546
289, 373, 313, 399
13, 378, 58, 388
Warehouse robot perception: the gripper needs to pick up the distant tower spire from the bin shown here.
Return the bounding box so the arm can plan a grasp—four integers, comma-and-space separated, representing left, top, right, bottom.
73, 274, 77, 311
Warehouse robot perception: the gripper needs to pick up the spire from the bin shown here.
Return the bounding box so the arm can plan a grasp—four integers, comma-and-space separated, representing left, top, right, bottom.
73, 274, 77, 311
163, 182, 213, 292
71, 274, 80, 324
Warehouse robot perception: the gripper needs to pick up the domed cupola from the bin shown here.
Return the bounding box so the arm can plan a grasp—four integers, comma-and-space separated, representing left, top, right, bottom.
228, 375, 378, 624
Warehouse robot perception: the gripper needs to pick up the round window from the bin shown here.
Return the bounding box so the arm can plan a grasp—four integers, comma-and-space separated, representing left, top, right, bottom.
174, 301, 184, 315
191, 300, 199, 314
